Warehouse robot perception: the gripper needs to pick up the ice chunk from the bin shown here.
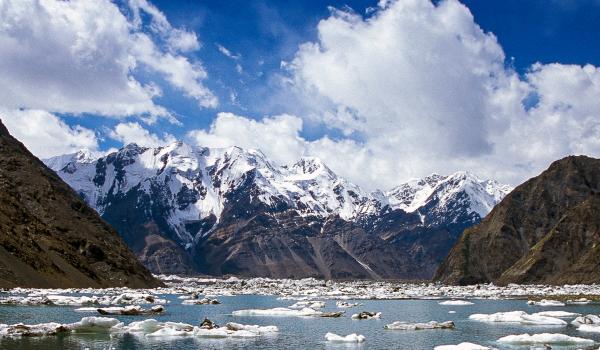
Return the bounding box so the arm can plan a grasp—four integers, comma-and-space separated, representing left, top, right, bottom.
351, 311, 381, 319
527, 299, 565, 307
578, 324, 600, 333
336, 301, 361, 308
469, 311, 527, 323
324, 332, 365, 343
384, 321, 454, 330
225, 322, 278, 334
497, 333, 594, 345
232, 307, 321, 317
68, 317, 122, 333
572, 315, 600, 327
519, 314, 567, 325
434, 343, 493, 350
0, 323, 68, 337
531, 311, 580, 318
439, 300, 474, 306
289, 301, 324, 309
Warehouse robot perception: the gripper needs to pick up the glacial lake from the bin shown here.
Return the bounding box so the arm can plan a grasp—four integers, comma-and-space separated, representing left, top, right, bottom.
1, 294, 600, 349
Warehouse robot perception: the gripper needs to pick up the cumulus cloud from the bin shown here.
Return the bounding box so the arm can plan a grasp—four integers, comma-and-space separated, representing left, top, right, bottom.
0, 109, 98, 159
276, 0, 600, 188
0, 0, 216, 121
216, 44, 241, 60
110, 122, 176, 147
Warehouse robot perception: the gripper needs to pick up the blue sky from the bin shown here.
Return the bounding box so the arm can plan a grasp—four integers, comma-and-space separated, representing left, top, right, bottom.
66, 0, 600, 150
2, 0, 600, 189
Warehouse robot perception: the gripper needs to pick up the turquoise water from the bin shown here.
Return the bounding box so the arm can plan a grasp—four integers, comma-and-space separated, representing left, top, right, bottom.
1, 294, 599, 349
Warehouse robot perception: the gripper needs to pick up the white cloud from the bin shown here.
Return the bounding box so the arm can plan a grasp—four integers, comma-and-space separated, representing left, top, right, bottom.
216, 44, 241, 60
1, 109, 98, 159
188, 113, 305, 165
0, 0, 216, 120
276, 0, 600, 188
110, 122, 176, 147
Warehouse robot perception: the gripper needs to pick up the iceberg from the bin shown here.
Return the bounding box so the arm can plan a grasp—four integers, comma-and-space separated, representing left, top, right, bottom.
527, 299, 565, 307
434, 343, 493, 350
232, 307, 322, 317
469, 311, 566, 325
351, 311, 381, 320
439, 300, 474, 306
324, 332, 365, 343
384, 321, 455, 330
497, 333, 594, 345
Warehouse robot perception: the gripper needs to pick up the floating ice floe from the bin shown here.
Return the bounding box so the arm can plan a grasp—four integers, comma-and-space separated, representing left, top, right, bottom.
232, 307, 322, 317
289, 301, 324, 309
182, 298, 220, 305
384, 321, 454, 330
75, 305, 165, 316
497, 333, 594, 345
571, 315, 600, 327
527, 299, 566, 307
578, 324, 600, 333
351, 311, 381, 320
434, 343, 494, 350
567, 297, 592, 305
469, 311, 566, 325
336, 301, 361, 308
0, 317, 277, 339
531, 311, 580, 318
324, 332, 365, 343
439, 300, 474, 306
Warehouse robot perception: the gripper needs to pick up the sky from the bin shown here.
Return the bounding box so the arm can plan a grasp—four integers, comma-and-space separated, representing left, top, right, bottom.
1, 0, 600, 190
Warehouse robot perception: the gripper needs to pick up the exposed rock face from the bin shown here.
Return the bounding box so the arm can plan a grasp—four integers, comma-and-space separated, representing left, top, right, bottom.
0, 119, 161, 288
435, 155, 600, 285
45, 142, 511, 279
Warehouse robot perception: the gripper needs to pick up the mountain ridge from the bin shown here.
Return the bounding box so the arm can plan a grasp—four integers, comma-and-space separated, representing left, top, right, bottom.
434, 155, 600, 285
45, 141, 512, 279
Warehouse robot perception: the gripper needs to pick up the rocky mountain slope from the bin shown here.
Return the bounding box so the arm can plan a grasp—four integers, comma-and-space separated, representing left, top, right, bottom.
435, 155, 600, 285
0, 120, 161, 288
45, 142, 511, 279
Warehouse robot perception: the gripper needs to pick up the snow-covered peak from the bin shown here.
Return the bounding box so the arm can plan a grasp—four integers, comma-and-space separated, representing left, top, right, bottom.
45, 148, 103, 173
386, 171, 513, 218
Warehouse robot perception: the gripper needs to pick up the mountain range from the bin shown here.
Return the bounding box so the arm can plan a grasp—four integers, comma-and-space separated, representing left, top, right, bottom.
45, 141, 512, 279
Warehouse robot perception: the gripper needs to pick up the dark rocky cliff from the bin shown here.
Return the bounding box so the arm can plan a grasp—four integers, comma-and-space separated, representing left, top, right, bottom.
0, 119, 161, 288
435, 155, 600, 285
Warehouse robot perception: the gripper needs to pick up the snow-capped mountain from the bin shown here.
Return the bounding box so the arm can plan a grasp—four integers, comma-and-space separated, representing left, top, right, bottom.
44, 142, 512, 279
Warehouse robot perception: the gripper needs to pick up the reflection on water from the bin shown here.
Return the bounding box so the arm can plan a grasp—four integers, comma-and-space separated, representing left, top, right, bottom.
0, 295, 599, 349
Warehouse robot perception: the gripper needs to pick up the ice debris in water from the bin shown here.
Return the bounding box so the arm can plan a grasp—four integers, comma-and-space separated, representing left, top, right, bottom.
75, 305, 165, 316
351, 311, 381, 320
572, 314, 600, 327
497, 333, 594, 345
384, 321, 455, 330
531, 311, 580, 318
182, 298, 220, 305
288, 301, 325, 309
0, 317, 277, 339
7, 277, 600, 302
232, 307, 323, 317
469, 311, 566, 325
434, 343, 494, 350
0, 292, 166, 306
438, 300, 474, 306
527, 299, 565, 307
336, 301, 361, 308
324, 332, 365, 343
